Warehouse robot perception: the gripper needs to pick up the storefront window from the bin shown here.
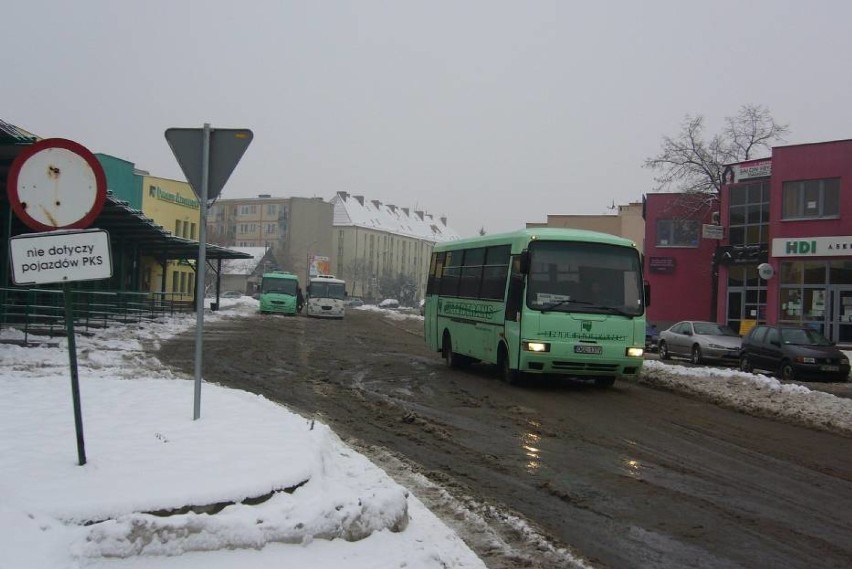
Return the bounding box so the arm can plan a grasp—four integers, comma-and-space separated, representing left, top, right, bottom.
803, 261, 826, 285
802, 289, 827, 321
780, 261, 802, 285
780, 288, 803, 320
829, 260, 852, 284
777, 261, 848, 336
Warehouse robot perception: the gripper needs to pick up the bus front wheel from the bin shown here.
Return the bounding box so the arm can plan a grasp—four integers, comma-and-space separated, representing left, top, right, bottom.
498, 347, 522, 385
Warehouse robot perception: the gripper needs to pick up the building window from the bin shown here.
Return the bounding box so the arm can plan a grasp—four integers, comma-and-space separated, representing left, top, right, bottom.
265, 223, 276, 234
655, 220, 700, 247
781, 178, 840, 219
175, 220, 182, 236
728, 182, 769, 246
172, 271, 179, 294
266, 204, 277, 215
190, 223, 196, 240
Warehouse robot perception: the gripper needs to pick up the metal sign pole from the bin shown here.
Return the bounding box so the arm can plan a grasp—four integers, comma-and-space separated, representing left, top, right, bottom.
63, 283, 86, 465
165, 124, 252, 420
193, 123, 211, 420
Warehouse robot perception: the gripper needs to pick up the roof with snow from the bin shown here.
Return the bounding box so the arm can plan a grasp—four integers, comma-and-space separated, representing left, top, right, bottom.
330, 192, 461, 243
219, 246, 268, 275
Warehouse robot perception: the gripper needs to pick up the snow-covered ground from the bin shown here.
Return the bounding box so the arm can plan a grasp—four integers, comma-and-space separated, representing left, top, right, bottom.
0, 298, 491, 569
1, 298, 850, 568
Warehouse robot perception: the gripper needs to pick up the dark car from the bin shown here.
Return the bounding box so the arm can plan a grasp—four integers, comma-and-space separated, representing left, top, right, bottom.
739, 324, 850, 382
659, 320, 741, 364
645, 323, 660, 353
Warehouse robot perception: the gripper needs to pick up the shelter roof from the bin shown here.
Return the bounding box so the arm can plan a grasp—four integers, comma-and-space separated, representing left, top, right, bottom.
98, 194, 251, 261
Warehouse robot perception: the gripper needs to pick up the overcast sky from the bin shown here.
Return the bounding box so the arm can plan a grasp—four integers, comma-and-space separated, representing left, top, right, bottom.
5, 0, 851, 237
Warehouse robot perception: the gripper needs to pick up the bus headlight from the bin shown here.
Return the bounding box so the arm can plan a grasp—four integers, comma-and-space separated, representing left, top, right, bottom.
523, 341, 550, 353
626, 347, 644, 358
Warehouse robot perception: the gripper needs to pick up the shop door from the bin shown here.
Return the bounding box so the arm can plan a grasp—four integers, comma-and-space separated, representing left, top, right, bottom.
727, 290, 743, 335
830, 287, 852, 345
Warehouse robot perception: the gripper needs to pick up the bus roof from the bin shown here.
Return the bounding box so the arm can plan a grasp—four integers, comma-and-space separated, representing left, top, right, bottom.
433, 227, 638, 252
262, 271, 299, 280
310, 275, 345, 284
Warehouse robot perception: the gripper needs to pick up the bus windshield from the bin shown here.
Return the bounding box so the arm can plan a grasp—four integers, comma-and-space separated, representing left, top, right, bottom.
262, 277, 298, 296
310, 281, 346, 299
526, 241, 644, 316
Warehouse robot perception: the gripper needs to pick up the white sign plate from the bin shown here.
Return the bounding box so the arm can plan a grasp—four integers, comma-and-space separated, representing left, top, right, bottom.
10, 229, 113, 285
702, 224, 724, 240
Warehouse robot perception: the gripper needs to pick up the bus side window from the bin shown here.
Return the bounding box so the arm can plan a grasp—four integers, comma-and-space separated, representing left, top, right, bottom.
505, 256, 524, 321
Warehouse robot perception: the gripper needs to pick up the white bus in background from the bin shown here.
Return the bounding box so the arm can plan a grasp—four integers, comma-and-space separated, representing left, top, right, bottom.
305, 275, 347, 319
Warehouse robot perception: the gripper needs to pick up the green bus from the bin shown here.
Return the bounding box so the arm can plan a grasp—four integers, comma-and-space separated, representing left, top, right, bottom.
258, 271, 301, 315
424, 228, 649, 387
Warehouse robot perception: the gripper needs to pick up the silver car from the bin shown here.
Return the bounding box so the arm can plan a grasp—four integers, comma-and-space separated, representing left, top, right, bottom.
659, 320, 742, 365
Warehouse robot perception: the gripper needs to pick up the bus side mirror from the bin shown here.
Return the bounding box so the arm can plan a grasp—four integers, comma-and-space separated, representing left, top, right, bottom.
519, 250, 530, 274
644, 281, 651, 307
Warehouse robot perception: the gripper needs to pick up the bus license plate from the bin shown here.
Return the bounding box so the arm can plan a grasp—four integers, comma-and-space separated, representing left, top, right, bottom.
575, 345, 602, 355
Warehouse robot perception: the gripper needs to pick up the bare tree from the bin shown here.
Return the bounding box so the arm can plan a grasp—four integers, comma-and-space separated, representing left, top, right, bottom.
644, 104, 789, 195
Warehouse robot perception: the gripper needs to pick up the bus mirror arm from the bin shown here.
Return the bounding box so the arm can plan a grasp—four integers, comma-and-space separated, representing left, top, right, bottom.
519, 250, 530, 274
644, 281, 651, 307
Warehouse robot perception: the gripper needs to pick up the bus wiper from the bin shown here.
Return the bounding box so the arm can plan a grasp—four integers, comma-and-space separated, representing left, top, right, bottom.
540, 299, 584, 312
540, 299, 632, 317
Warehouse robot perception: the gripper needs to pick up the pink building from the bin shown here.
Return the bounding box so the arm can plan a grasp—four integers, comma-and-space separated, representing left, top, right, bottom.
717, 140, 852, 346
642, 138, 852, 347
643, 193, 718, 330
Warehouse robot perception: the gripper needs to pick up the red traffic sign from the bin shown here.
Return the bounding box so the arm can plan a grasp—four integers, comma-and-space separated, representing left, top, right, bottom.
165, 127, 253, 201
6, 138, 107, 232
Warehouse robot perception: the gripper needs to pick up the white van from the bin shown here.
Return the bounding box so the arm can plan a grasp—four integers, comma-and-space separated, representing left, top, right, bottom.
306, 275, 347, 319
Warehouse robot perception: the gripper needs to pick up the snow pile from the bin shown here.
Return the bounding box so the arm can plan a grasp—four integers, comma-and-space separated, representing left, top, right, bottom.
638, 359, 852, 435
0, 296, 487, 568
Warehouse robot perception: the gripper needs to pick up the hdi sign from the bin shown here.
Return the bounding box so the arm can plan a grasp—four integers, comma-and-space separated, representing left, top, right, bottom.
9, 229, 112, 285
772, 236, 852, 258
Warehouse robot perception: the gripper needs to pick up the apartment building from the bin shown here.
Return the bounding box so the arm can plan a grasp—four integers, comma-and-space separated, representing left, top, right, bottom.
330, 192, 460, 303
207, 195, 333, 285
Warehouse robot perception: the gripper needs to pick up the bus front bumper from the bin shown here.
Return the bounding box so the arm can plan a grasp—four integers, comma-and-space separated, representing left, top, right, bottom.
519, 344, 644, 378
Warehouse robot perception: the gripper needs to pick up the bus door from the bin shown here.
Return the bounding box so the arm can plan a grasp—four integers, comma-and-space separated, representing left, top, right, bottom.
502, 255, 525, 367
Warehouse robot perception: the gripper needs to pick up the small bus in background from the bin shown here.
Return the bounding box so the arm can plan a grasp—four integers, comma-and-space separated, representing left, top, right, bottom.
258, 271, 301, 315
424, 228, 648, 387
306, 274, 347, 319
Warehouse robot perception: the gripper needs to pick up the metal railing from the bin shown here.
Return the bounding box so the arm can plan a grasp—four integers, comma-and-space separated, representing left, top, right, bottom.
0, 287, 194, 344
